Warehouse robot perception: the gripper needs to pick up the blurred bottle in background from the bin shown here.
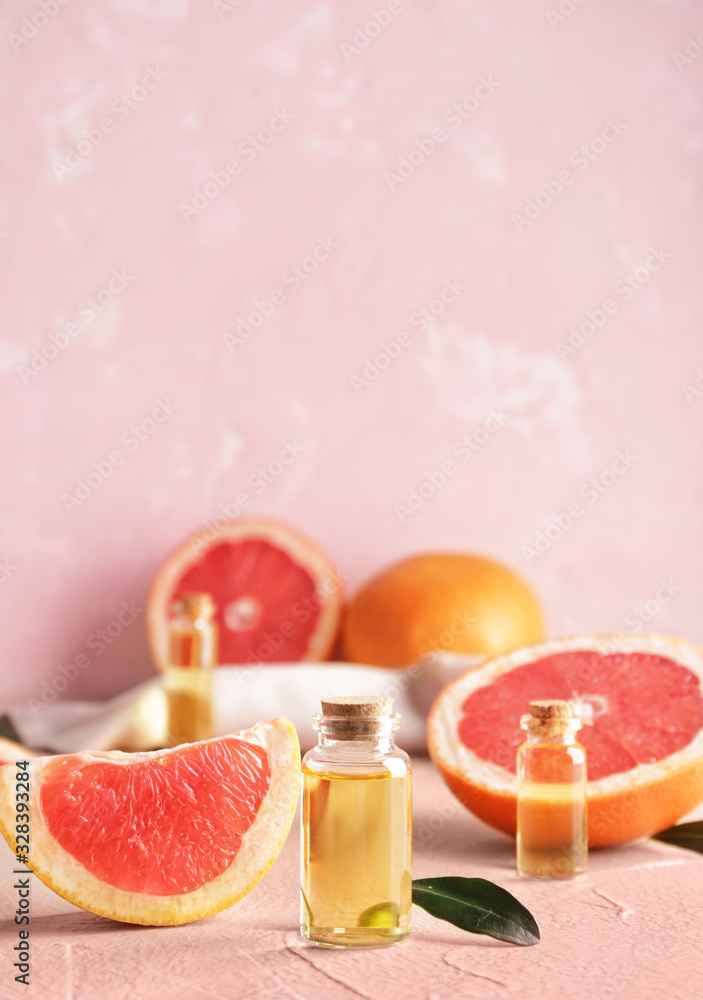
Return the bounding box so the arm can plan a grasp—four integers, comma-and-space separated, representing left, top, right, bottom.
517, 699, 587, 879
165, 592, 218, 746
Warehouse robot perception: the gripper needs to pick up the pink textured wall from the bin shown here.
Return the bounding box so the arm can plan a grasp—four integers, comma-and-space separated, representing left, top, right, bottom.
2, 0, 702, 704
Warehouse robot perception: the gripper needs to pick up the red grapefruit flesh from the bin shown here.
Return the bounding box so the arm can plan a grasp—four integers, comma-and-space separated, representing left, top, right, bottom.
147, 518, 342, 670
0, 718, 300, 924
428, 634, 703, 846
40, 738, 271, 895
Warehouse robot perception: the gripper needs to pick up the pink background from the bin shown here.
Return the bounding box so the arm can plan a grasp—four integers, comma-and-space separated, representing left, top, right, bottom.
1, 0, 702, 704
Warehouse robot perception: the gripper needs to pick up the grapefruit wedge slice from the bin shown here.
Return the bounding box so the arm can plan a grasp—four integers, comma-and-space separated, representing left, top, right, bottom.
428, 634, 703, 846
0, 736, 36, 766
0, 718, 300, 925
147, 517, 342, 670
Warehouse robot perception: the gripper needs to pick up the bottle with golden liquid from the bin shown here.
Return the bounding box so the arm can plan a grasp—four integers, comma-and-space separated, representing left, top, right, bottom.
165, 592, 218, 746
301, 695, 412, 948
517, 699, 587, 879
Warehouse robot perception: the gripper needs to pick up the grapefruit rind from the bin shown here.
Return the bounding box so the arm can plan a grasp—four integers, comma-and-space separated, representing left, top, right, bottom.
0, 737, 36, 765
428, 633, 703, 847
0, 718, 300, 926
147, 518, 343, 671
342, 552, 544, 669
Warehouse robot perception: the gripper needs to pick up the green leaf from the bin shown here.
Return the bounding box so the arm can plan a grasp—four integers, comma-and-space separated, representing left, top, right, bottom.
412, 877, 540, 946
652, 821, 703, 855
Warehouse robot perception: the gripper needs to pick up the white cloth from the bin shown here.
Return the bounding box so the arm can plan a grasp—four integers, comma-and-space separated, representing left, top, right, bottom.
8, 654, 484, 754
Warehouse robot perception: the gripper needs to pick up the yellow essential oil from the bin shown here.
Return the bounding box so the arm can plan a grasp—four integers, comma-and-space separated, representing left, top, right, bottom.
517, 700, 587, 879
165, 592, 218, 746
301, 696, 412, 948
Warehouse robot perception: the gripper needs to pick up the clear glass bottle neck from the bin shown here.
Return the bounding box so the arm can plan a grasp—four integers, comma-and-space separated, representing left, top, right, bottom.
168, 617, 217, 669
313, 713, 399, 750
523, 730, 578, 746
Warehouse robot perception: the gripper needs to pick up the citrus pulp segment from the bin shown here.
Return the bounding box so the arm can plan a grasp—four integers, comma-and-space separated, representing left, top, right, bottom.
0, 718, 300, 924
428, 634, 703, 846
147, 518, 342, 670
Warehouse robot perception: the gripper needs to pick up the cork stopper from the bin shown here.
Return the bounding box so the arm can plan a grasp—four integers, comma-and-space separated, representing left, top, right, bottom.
172, 592, 216, 621
320, 695, 392, 717
318, 695, 394, 739
530, 700, 573, 720
523, 699, 580, 736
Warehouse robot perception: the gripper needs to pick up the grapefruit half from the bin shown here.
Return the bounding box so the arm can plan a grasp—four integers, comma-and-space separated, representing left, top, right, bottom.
148, 518, 342, 670
0, 718, 300, 924
428, 634, 703, 847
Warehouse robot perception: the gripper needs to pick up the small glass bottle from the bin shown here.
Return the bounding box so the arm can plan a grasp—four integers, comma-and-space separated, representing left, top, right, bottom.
517, 699, 587, 879
165, 592, 218, 746
301, 695, 412, 948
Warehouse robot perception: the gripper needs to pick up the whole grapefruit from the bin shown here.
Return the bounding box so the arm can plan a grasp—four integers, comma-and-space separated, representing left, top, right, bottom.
342, 553, 544, 668
428, 633, 703, 847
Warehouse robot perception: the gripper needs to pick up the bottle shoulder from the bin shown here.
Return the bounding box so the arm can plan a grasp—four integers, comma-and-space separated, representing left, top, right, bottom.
518, 739, 586, 758
302, 742, 411, 778
517, 739, 587, 782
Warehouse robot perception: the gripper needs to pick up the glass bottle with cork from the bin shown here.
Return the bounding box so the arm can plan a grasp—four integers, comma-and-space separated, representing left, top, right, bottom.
300, 695, 412, 948
517, 699, 587, 879
165, 592, 218, 746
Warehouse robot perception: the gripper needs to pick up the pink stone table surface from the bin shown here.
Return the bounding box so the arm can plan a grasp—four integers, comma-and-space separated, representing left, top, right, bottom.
2, 757, 702, 1000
